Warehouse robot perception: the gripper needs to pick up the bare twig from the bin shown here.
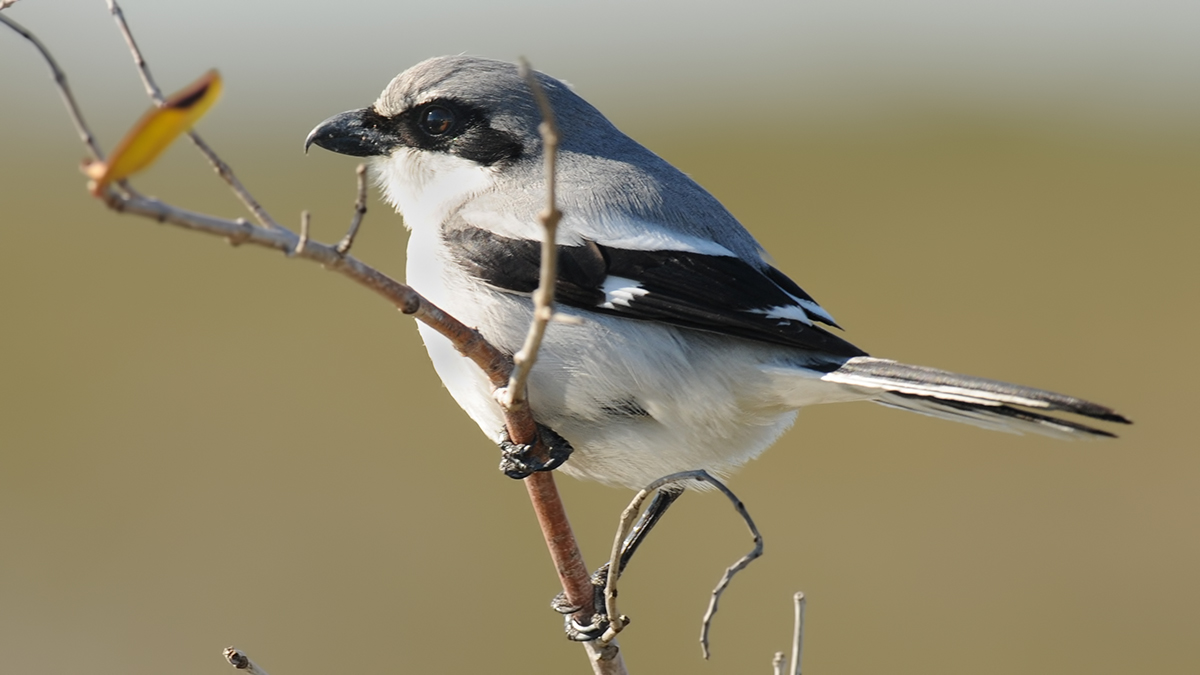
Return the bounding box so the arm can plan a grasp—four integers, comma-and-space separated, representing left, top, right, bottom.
335, 164, 369, 255
500, 58, 563, 410
584, 640, 625, 671
789, 591, 806, 675
96, 187, 499, 358
223, 647, 270, 675
105, 0, 158, 99
773, 652, 787, 675
0, 13, 104, 160
699, 480, 763, 660
596, 470, 763, 660
1, 1, 25, 11
107, 0, 280, 230
296, 210, 311, 255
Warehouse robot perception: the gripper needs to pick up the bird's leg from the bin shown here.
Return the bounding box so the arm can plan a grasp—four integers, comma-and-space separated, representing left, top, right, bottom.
497, 423, 573, 479
552, 486, 684, 641
616, 485, 683, 575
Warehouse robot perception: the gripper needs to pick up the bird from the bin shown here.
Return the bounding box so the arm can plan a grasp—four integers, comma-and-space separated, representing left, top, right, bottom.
305, 55, 1130, 493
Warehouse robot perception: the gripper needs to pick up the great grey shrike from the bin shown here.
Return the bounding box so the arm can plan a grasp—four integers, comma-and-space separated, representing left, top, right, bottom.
306, 56, 1129, 491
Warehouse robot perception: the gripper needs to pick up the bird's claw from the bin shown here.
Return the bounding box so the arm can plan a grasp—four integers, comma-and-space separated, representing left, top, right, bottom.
564, 613, 610, 642
550, 563, 623, 642
498, 424, 573, 479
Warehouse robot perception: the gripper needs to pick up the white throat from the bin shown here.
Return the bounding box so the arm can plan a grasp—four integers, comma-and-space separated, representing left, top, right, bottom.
371, 148, 496, 230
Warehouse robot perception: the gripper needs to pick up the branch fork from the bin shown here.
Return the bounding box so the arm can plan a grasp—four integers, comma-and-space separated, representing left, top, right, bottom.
594, 470, 764, 660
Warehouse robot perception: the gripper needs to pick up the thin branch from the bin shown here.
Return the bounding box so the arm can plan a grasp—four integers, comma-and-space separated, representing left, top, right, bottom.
523, 473, 628, 674
0, 13, 104, 160
223, 647, 271, 675
105, 0, 159, 99
1, 1, 25, 11
334, 164, 369, 255
773, 652, 787, 675
296, 210, 311, 255
95, 187, 512, 378
596, 470, 763, 660
599, 487, 657, 641
698, 477, 763, 660
584, 640, 626, 672
789, 591, 806, 675
107, 0, 281, 230
501, 58, 563, 410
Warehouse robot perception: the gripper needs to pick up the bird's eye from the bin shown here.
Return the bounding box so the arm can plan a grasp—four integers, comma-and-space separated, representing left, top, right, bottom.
420, 106, 455, 136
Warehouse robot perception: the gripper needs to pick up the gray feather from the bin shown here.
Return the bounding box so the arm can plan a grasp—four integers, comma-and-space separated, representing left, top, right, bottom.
820, 356, 1131, 438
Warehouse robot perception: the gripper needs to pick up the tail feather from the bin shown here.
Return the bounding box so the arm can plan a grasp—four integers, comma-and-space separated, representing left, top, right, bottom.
819, 356, 1131, 438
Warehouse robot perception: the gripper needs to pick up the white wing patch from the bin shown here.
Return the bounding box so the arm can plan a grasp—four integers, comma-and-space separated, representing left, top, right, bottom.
600, 276, 650, 309
748, 304, 815, 326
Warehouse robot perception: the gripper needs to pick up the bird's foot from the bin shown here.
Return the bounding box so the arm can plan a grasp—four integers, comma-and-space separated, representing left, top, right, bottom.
498, 424, 573, 479
551, 562, 621, 641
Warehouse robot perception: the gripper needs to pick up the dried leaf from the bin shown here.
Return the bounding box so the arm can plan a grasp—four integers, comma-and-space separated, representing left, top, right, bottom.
86, 69, 222, 195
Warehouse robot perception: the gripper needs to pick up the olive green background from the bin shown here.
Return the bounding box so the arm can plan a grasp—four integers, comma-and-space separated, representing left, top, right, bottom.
2, 2, 1198, 674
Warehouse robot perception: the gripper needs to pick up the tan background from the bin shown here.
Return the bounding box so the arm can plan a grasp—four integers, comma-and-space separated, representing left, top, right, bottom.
2, 1, 1197, 673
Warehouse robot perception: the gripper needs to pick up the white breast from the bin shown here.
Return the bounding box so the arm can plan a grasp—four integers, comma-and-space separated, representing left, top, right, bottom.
372, 148, 497, 233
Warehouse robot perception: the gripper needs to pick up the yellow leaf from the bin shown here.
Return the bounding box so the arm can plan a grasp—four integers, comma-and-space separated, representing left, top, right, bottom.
86, 69, 223, 195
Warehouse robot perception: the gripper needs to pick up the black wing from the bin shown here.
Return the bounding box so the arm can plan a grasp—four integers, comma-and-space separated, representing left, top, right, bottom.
444, 225, 867, 357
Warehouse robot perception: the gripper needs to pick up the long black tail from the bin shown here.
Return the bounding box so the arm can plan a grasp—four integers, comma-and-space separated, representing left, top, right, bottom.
819, 357, 1131, 438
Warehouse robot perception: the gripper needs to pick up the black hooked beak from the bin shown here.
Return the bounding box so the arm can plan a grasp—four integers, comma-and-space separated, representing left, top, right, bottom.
304, 107, 398, 157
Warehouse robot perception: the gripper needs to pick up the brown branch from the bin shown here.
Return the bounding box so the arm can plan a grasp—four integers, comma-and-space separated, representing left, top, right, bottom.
98, 188, 432, 312
596, 470, 763, 660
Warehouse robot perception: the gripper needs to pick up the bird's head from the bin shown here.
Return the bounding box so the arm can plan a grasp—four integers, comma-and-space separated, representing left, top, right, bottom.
306, 56, 601, 229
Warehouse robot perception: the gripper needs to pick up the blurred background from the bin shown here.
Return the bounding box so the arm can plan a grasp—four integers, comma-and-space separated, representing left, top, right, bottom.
1, 1, 1197, 673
